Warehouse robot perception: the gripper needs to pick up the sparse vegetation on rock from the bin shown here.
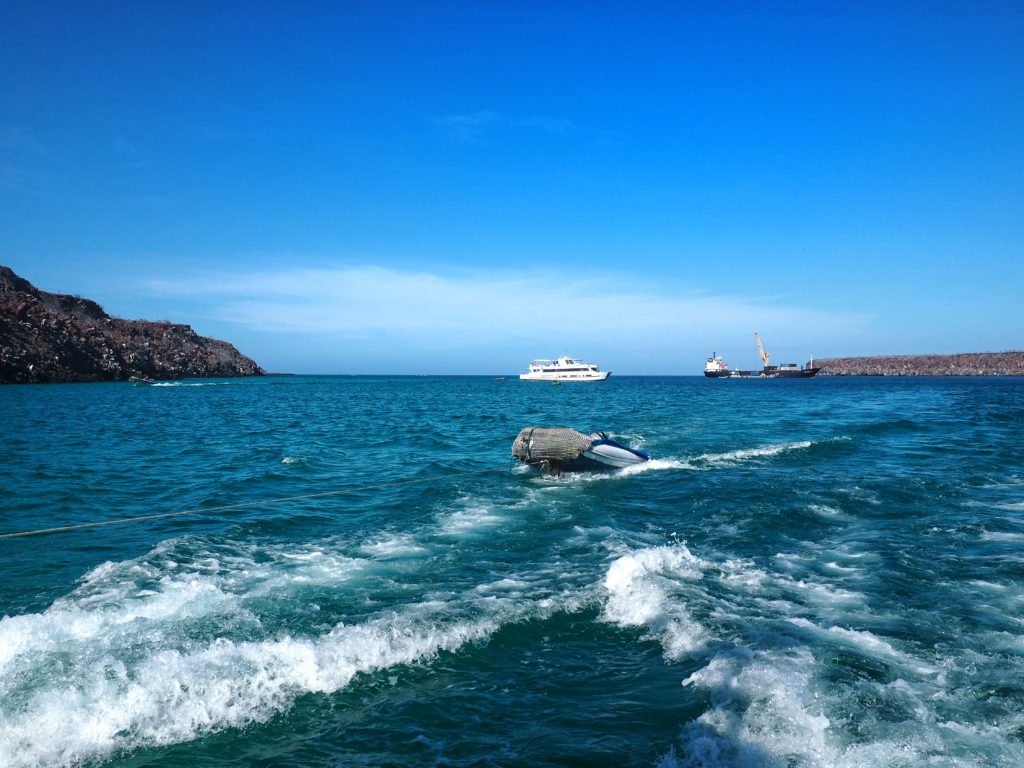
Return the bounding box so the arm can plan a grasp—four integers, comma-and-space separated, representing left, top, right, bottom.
817, 352, 1024, 376
1, 266, 264, 384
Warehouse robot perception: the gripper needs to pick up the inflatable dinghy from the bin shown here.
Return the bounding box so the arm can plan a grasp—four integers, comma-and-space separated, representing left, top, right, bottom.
512, 427, 650, 474
583, 433, 651, 468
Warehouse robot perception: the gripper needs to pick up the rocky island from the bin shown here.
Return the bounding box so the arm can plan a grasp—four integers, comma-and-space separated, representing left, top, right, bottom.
1, 266, 264, 384
816, 352, 1024, 376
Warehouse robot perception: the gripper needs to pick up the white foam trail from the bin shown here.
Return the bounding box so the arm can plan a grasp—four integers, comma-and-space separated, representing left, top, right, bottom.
521, 438, 831, 485
980, 475, 1023, 490
981, 530, 1024, 542
476, 577, 531, 592
0, 525, 584, 767
966, 579, 1009, 591
768, 553, 868, 609
0, 542, 367, 673
439, 505, 503, 535
716, 558, 770, 591
969, 499, 1024, 511
648, 545, 1024, 767
821, 561, 860, 574
668, 646, 834, 767
693, 440, 814, 465
0, 611, 500, 768
617, 458, 695, 475
359, 535, 429, 559
530, 457, 694, 485
662, 638, 1024, 767
808, 504, 845, 519
779, 576, 866, 610
601, 545, 707, 659
838, 485, 882, 505
600, 440, 823, 479
787, 618, 939, 676
0, 583, 228, 673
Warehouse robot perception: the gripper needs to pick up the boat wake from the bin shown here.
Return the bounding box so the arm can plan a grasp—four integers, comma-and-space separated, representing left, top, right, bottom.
0, 605, 501, 767
590, 439, 835, 479
0, 522, 583, 768
522, 440, 838, 485
600, 540, 1023, 768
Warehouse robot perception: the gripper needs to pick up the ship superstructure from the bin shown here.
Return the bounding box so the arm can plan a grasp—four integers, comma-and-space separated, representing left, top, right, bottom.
704, 333, 819, 378
520, 356, 610, 382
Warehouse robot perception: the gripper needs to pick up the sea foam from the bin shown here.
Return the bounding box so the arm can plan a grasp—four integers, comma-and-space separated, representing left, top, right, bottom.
0, 610, 499, 768
601, 544, 707, 659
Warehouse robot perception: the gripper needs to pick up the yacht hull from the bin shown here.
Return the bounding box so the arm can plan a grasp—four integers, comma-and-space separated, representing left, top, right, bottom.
519, 371, 611, 382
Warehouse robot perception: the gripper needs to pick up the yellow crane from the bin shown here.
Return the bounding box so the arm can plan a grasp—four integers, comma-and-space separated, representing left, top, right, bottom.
754, 330, 770, 369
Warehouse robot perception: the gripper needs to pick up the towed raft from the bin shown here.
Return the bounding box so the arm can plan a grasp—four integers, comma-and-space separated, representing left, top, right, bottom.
512, 427, 650, 475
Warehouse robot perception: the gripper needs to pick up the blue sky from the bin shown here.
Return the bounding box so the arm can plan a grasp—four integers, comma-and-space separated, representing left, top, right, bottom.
2, 2, 1021, 374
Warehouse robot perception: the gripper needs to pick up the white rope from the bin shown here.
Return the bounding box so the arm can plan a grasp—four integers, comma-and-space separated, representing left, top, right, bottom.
0, 465, 511, 539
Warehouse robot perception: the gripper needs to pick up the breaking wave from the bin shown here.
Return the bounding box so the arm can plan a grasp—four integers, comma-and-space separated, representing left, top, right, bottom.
599, 540, 1024, 768
601, 544, 707, 659
0, 608, 500, 768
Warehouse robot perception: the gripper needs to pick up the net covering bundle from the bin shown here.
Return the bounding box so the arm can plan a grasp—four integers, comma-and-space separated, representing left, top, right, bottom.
511, 427, 594, 466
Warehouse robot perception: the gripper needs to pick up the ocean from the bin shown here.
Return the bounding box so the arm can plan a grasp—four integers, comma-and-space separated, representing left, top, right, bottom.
2, 375, 1023, 767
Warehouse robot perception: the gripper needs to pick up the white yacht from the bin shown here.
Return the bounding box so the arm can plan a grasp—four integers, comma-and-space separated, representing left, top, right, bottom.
519, 356, 611, 382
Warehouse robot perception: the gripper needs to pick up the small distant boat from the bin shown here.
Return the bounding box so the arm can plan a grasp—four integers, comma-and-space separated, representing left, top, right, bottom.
128, 375, 155, 386
520, 356, 610, 382
494, 376, 507, 381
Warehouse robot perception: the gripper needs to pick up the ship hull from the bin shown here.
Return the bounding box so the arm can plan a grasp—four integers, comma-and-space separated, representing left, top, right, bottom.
705, 367, 819, 379
704, 370, 755, 378
520, 371, 611, 382
770, 367, 820, 378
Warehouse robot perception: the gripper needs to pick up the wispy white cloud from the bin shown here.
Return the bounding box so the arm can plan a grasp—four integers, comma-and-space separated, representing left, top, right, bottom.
0, 126, 49, 158
514, 116, 576, 133
434, 111, 501, 143
0, 126, 56, 195
146, 266, 868, 355
435, 111, 590, 144
110, 135, 152, 170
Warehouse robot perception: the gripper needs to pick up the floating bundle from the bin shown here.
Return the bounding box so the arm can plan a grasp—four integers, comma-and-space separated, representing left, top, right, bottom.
512, 427, 594, 466
512, 427, 651, 474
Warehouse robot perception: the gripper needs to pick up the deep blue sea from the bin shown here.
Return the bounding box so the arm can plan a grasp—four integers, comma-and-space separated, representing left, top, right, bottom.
2, 375, 1024, 767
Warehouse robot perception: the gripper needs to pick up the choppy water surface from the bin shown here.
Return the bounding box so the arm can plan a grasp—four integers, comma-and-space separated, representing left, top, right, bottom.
2, 375, 1023, 767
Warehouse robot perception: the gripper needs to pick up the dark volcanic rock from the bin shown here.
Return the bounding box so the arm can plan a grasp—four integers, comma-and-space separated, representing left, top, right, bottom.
817, 352, 1024, 376
1, 266, 264, 384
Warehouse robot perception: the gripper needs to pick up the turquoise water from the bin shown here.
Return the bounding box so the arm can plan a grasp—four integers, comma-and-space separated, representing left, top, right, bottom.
2, 375, 1024, 767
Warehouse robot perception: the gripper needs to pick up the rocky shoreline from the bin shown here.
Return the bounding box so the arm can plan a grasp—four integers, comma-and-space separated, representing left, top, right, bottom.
816, 352, 1024, 376
1, 266, 264, 384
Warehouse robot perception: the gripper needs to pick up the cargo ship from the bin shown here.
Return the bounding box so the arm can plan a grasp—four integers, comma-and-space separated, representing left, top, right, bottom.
704, 332, 820, 378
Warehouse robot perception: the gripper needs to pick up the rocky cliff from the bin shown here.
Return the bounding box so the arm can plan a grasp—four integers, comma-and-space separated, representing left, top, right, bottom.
817, 351, 1024, 376
1, 266, 264, 383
